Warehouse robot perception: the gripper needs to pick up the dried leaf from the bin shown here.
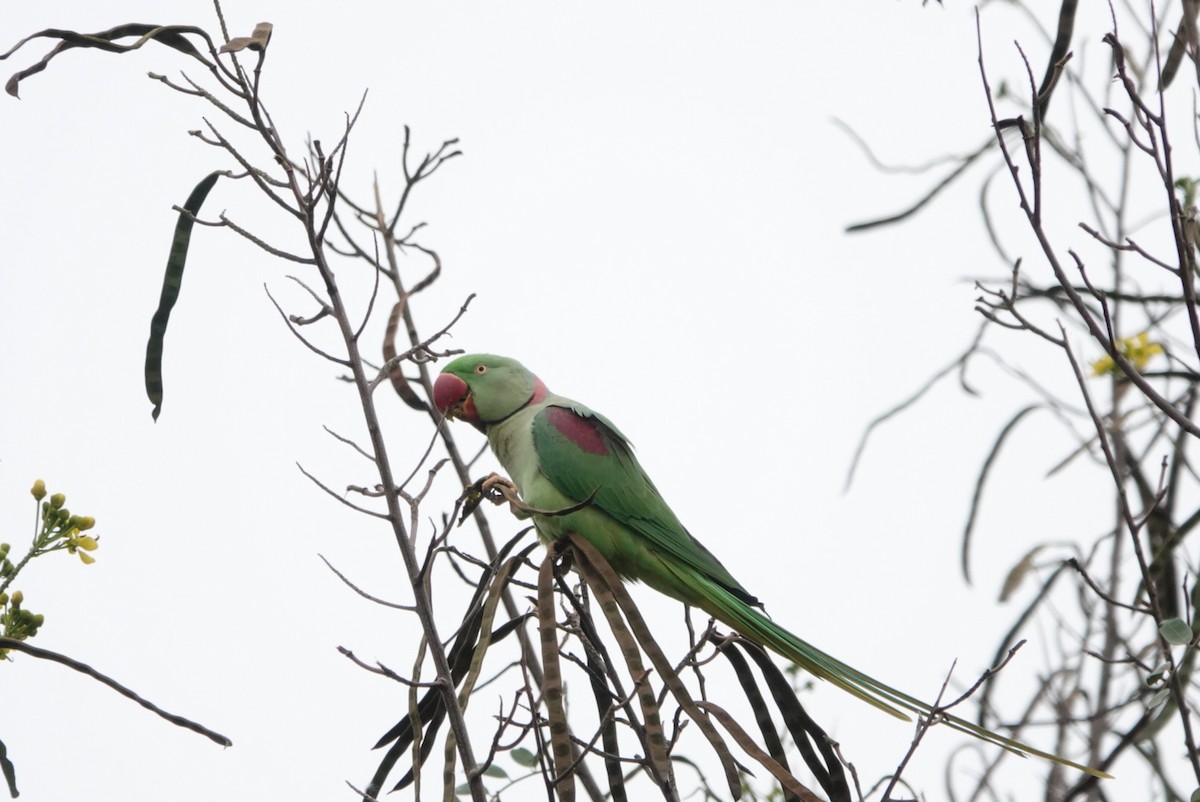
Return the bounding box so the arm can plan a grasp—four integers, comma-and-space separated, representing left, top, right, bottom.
3, 23, 215, 99
538, 550, 574, 802
999, 544, 1046, 602
367, 537, 536, 796
575, 549, 671, 785
569, 534, 743, 799
736, 642, 850, 802
964, 405, 1040, 585
696, 702, 824, 801
219, 22, 272, 54
384, 299, 428, 411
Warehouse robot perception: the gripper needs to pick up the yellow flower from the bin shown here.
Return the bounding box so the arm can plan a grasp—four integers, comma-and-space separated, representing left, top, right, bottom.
1091, 332, 1164, 377
65, 529, 99, 565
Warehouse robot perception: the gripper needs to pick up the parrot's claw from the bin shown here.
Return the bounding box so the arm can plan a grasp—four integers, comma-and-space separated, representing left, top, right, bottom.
482, 473, 529, 518
481, 473, 519, 499
457, 473, 525, 524
459, 473, 596, 525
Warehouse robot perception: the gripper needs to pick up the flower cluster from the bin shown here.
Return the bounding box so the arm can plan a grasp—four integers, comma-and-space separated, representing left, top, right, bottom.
0, 480, 101, 660
1090, 332, 1164, 378
27, 480, 99, 566
0, 589, 43, 659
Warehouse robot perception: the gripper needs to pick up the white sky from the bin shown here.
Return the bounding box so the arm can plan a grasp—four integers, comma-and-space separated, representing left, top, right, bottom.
0, 2, 1187, 800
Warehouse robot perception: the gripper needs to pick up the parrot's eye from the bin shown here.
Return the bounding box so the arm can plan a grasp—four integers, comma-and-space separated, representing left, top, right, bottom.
475, 364, 488, 375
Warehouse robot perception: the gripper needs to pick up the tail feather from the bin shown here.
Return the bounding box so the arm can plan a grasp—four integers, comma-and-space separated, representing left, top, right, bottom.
695, 576, 1110, 779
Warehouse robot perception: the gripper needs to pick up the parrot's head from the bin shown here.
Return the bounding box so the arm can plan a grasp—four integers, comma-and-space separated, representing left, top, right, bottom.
434, 354, 547, 432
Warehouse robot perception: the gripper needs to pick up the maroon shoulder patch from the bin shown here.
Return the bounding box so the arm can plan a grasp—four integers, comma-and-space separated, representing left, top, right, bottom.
546, 406, 608, 456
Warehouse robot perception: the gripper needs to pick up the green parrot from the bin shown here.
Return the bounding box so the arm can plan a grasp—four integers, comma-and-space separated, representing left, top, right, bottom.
433, 353, 1106, 778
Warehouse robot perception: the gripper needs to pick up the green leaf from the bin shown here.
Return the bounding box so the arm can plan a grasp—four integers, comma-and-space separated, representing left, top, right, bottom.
1160, 618, 1194, 646
144, 171, 222, 421
0, 736, 18, 798
482, 763, 508, 779
511, 747, 538, 767
1146, 662, 1170, 686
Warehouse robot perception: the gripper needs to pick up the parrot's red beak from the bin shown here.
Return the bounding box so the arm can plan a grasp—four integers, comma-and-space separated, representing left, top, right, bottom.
434, 373, 483, 430
434, 373, 469, 417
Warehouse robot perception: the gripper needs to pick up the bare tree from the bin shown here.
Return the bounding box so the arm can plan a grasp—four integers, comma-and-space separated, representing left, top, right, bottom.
4, 3, 1159, 800
0, 7, 867, 802
847, 3, 1200, 800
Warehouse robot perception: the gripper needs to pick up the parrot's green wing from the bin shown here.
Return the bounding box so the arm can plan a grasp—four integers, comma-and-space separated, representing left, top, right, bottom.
530, 402, 909, 709
531, 401, 756, 605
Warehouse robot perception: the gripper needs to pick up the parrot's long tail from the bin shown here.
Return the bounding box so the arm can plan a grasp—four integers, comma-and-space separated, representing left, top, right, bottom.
692, 574, 1110, 779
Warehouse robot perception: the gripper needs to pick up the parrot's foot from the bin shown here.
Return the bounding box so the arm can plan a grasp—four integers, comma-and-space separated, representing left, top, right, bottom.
481, 473, 530, 518
456, 473, 528, 524
481, 472, 518, 498
459, 473, 598, 525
